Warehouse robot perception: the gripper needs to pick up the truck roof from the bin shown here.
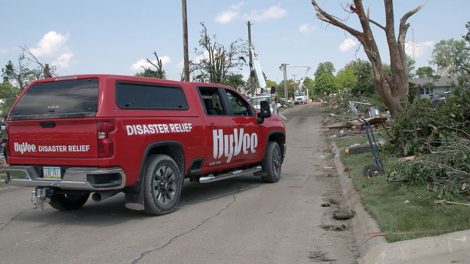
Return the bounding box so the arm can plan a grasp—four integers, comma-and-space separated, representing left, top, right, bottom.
28, 74, 233, 90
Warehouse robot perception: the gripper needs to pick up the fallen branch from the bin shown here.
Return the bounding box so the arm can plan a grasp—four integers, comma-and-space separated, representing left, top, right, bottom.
434, 200, 470, 207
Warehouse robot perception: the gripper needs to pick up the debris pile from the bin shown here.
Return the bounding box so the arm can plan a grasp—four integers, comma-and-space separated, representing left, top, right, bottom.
386, 88, 470, 199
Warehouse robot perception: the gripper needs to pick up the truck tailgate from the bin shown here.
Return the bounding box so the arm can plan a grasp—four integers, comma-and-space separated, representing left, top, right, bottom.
8, 119, 98, 158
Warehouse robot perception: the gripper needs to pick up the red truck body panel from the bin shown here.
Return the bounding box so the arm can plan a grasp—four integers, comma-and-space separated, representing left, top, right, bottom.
6, 75, 285, 189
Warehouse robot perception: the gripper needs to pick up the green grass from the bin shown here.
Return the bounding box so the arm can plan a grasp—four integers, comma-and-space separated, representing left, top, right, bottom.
337, 136, 470, 242
0, 158, 6, 188
0, 172, 5, 188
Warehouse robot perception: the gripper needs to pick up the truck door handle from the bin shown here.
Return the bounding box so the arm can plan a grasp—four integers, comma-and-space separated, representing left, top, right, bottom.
39, 121, 56, 128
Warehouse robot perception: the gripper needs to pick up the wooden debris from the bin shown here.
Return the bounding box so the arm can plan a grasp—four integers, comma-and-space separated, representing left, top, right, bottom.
434, 200, 470, 207
399, 156, 417, 162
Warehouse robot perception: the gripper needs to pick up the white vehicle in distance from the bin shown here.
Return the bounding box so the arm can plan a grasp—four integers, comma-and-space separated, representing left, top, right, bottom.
250, 94, 278, 114
294, 92, 308, 104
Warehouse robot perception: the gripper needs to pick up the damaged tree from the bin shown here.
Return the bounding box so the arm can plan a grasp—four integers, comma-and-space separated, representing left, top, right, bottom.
21, 45, 55, 78
136, 51, 166, 79
311, 0, 423, 117
191, 23, 245, 83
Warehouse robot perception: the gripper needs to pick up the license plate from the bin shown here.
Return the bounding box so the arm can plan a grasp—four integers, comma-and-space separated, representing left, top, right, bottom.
43, 167, 61, 180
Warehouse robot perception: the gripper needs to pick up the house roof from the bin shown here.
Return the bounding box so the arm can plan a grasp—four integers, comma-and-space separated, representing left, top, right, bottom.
410, 76, 458, 87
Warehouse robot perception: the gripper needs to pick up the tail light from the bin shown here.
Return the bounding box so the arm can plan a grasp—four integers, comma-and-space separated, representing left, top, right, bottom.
2, 124, 8, 160
97, 121, 115, 157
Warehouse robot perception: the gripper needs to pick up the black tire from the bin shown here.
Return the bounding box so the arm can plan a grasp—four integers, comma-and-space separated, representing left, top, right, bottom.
261, 142, 283, 183
143, 155, 183, 216
363, 164, 382, 178
49, 191, 90, 211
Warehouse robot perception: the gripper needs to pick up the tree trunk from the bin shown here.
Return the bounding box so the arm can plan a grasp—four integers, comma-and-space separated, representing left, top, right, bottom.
311, 0, 423, 118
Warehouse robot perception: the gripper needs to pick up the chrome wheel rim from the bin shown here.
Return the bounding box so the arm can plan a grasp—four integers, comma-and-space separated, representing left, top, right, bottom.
272, 146, 282, 177
152, 165, 177, 205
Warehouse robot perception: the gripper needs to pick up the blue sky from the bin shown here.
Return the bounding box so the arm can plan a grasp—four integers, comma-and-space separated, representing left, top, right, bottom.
1, 0, 469, 83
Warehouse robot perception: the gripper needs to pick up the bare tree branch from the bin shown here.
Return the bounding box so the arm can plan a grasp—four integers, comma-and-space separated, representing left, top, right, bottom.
20, 45, 54, 78
311, 0, 363, 40
368, 18, 386, 31
398, 4, 424, 53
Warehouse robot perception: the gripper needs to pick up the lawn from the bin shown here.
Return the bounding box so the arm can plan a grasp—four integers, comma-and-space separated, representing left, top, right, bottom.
0, 158, 6, 188
336, 134, 470, 242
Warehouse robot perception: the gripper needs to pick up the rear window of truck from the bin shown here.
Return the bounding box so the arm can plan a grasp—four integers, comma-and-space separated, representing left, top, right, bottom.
10, 78, 99, 120
115, 82, 188, 110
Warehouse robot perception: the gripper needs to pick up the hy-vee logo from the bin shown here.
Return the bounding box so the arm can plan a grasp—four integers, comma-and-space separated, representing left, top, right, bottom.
213, 128, 258, 163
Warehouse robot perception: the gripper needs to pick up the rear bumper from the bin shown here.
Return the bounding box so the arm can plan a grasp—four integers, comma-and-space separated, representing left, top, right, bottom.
4, 166, 126, 191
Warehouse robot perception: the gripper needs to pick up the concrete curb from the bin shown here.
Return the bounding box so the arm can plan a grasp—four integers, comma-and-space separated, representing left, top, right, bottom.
331, 142, 386, 260
332, 141, 470, 263
362, 230, 470, 264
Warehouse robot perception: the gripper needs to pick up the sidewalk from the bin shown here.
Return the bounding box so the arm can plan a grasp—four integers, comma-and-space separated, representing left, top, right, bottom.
332, 143, 470, 264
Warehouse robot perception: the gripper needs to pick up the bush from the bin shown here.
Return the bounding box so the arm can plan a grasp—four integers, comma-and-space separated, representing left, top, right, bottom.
386, 87, 470, 199
387, 87, 470, 156
387, 141, 470, 199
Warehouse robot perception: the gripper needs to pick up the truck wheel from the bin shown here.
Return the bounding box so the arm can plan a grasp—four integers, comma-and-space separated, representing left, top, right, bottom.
49, 191, 90, 211
261, 142, 283, 183
143, 155, 182, 216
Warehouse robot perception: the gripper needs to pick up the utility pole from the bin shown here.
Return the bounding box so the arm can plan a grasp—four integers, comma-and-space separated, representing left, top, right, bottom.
181, 0, 190, 82
280, 63, 288, 100
247, 21, 255, 95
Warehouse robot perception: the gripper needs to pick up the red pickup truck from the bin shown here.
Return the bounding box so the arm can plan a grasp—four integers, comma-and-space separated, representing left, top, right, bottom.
4, 75, 286, 215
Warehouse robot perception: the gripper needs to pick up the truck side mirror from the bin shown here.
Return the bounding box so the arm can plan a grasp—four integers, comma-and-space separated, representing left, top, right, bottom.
257, 101, 271, 124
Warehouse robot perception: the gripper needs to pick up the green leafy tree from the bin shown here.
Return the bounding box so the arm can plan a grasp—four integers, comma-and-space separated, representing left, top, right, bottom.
223, 74, 245, 90
304, 77, 315, 99
2, 55, 42, 91
314, 72, 336, 96
314, 62, 335, 79
335, 67, 357, 91
464, 21, 470, 43
265, 79, 277, 89
415, 66, 434, 78
0, 82, 18, 115
338, 59, 375, 96
278, 79, 296, 99
431, 39, 469, 74
313, 62, 336, 96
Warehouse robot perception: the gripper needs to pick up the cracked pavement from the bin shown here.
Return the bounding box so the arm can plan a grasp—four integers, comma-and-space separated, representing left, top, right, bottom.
0, 103, 357, 264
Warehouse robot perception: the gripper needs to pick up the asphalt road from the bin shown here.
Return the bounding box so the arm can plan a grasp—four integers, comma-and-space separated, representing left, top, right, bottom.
0, 103, 357, 264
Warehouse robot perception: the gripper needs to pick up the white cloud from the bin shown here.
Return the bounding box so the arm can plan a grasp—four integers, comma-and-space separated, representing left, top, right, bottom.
215, 3, 286, 24
215, 1, 244, 24
299, 23, 316, 36
53, 52, 74, 68
242, 6, 287, 22
130, 56, 171, 73
215, 10, 239, 24
405, 41, 434, 58
30, 31, 67, 57
339, 38, 359, 52
29, 31, 74, 69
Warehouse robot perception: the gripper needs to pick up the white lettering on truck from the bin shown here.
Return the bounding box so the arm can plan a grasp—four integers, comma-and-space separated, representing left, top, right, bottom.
212, 128, 258, 163
14, 142, 37, 154
13, 142, 90, 154
126, 123, 192, 136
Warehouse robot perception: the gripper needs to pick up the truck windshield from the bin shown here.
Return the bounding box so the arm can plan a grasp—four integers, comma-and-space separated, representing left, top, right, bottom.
295, 92, 305, 97
9, 78, 99, 120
